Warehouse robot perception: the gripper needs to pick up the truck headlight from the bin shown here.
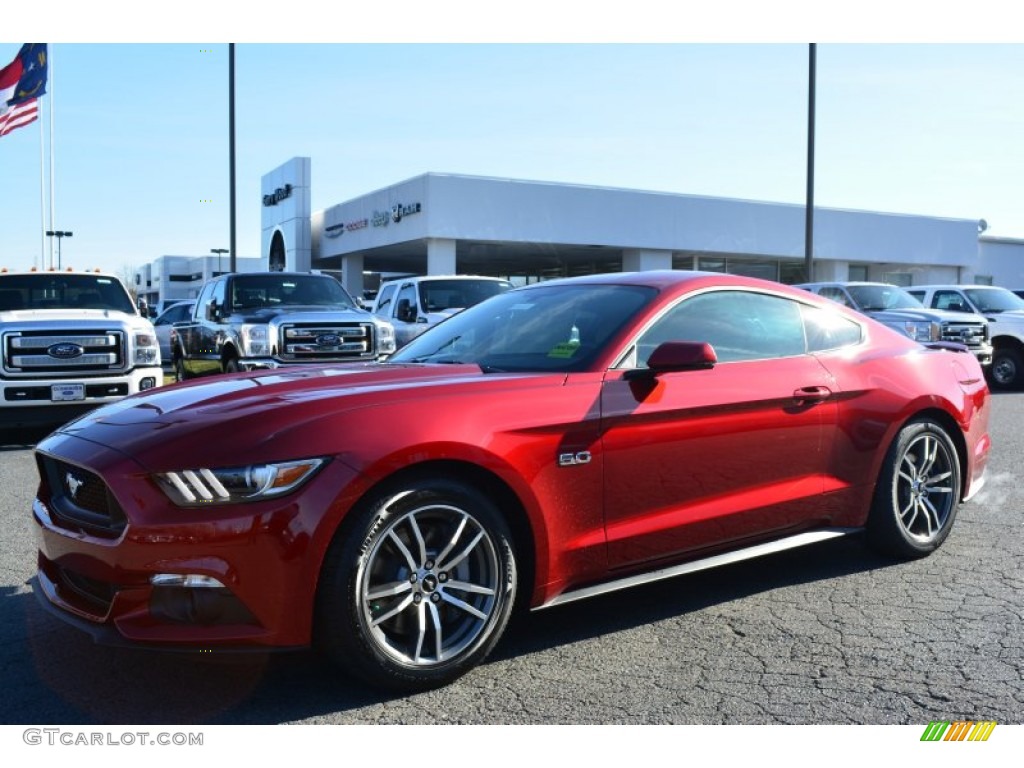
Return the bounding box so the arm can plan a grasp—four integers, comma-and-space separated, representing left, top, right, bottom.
155, 458, 326, 506
377, 322, 396, 355
240, 324, 271, 356
134, 331, 160, 365
902, 321, 940, 342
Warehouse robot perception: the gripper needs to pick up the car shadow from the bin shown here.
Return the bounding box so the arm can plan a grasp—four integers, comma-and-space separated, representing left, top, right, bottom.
0, 426, 56, 451
3, 534, 898, 725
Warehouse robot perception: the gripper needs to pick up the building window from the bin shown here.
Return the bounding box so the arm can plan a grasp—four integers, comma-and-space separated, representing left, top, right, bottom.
973, 275, 994, 286
883, 271, 912, 287
848, 264, 869, 282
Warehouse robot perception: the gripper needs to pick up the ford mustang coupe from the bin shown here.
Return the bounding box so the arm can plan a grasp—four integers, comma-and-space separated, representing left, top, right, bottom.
31, 271, 991, 691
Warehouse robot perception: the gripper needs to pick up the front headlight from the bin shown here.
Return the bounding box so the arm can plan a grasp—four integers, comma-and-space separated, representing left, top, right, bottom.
134, 331, 160, 365
377, 322, 396, 355
155, 458, 326, 506
240, 324, 272, 356
902, 320, 940, 342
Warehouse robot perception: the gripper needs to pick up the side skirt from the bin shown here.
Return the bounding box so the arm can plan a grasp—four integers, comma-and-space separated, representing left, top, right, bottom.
535, 528, 858, 610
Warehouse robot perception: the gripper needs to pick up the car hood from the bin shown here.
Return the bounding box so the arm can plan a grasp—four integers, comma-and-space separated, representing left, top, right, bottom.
227, 306, 369, 323
866, 307, 985, 324
988, 309, 1024, 323
0, 308, 141, 324
49, 363, 553, 470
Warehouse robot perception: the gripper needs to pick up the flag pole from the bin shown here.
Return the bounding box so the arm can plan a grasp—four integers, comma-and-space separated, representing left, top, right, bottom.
38, 87, 45, 270
48, 43, 55, 270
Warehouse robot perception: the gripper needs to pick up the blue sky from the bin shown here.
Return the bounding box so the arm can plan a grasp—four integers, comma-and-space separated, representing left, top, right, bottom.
2, 8, 1022, 277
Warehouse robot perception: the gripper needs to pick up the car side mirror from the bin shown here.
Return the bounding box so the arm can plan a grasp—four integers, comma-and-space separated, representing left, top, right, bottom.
396, 298, 417, 323
625, 341, 717, 380
205, 299, 220, 322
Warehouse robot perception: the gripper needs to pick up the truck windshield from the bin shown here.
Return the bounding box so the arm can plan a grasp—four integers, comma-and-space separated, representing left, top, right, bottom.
418, 279, 513, 312
963, 288, 1024, 314
847, 285, 922, 311
231, 274, 356, 310
0, 274, 136, 313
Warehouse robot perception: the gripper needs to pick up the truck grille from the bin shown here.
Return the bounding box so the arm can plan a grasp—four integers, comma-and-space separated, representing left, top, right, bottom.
3, 329, 125, 375
36, 455, 127, 539
278, 322, 376, 361
940, 322, 988, 349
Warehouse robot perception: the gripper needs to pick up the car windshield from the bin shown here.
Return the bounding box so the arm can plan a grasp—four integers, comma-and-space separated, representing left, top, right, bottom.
418, 279, 513, 312
0, 274, 136, 313
390, 283, 656, 373
231, 274, 356, 310
964, 287, 1024, 313
847, 285, 922, 311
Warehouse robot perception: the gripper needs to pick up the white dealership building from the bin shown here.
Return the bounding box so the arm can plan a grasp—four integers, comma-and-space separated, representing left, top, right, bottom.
137, 156, 1023, 308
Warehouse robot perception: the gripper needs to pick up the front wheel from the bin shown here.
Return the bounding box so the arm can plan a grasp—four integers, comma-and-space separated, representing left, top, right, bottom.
989, 347, 1023, 390
316, 478, 517, 691
867, 419, 961, 558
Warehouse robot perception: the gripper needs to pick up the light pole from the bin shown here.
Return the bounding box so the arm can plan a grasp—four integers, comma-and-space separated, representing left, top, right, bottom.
211, 248, 228, 275
45, 230, 73, 270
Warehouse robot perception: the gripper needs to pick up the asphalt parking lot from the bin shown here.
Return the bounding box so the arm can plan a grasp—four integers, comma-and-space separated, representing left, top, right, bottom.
1, 394, 1021, 726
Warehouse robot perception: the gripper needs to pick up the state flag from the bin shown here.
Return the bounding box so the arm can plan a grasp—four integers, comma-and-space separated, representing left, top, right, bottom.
0, 44, 47, 138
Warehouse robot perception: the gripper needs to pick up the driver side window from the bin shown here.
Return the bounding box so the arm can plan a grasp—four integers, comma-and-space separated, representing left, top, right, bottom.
635, 291, 806, 366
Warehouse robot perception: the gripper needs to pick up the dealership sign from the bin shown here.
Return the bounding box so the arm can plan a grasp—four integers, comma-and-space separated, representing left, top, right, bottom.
324, 218, 369, 238
263, 184, 294, 207
372, 202, 422, 227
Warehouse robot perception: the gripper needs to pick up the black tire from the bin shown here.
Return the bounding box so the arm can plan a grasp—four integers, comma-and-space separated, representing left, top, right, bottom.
989, 347, 1023, 390
867, 418, 961, 558
223, 357, 241, 374
316, 477, 517, 691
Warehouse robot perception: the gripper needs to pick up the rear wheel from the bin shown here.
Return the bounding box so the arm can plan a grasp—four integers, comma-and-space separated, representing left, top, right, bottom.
223, 357, 241, 374
867, 418, 961, 558
316, 478, 517, 691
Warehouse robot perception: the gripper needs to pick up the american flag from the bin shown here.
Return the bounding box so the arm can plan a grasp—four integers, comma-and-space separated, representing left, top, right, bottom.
0, 98, 38, 137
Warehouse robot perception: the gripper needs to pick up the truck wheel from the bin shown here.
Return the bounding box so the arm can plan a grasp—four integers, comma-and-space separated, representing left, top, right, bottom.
223, 358, 241, 374
989, 348, 1023, 390
316, 478, 517, 692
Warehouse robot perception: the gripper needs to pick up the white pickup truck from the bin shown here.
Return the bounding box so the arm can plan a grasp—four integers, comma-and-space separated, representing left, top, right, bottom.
907, 284, 1024, 389
371, 275, 513, 348
0, 271, 161, 430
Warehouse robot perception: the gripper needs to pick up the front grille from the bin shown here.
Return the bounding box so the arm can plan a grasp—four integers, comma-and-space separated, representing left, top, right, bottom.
3, 329, 125, 375
4, 382, 129, 402
36, 455, 127, 538
278, 322, 375, 361
940, 322, 988, 349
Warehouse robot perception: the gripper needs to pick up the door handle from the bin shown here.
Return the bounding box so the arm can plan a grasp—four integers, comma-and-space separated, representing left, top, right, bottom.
793, 386, 832, 404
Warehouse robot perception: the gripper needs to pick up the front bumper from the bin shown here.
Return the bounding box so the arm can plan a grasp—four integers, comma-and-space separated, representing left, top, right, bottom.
31, 432, 356, 649
1, 367, 162, 427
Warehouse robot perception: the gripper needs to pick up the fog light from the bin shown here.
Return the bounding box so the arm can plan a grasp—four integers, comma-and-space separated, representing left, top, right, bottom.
150, 573, 226, 588
149, 575, 257, 626
140, 377, 158, 391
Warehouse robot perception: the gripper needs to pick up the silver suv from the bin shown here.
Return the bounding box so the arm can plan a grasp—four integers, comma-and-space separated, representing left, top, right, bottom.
797, 282, 992, 367
907, 285, 1024, 389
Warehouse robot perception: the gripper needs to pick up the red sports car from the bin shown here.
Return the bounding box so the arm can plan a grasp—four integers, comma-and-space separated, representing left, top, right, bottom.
32, 271, 991, 691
